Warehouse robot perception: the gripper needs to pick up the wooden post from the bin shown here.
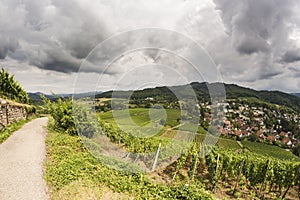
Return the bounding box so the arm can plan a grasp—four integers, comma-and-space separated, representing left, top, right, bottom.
118, 131, 122, 144
151, 143, 161, 172
259, 159, 269, 198
282, 164, 300, 199
213, 154, 220, 193
134, 154, 139, 163
233, 159, 245, 195
125, 152, 130, 159
190, 154, 198, 182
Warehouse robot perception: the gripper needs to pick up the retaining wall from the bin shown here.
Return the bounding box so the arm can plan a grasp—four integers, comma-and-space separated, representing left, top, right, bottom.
0, 98, 27, 129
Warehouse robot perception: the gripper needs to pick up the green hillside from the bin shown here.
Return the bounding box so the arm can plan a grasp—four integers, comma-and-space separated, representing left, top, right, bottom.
97, 82, 300, 112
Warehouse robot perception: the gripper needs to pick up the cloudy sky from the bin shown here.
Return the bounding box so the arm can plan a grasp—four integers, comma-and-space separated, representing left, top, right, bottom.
1, 0, 300, 94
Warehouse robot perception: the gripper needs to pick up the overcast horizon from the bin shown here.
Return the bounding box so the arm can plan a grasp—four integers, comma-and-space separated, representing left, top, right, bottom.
1, 0, 300, 94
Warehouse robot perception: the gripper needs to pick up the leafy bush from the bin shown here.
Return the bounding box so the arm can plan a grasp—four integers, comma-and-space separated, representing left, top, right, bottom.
43, 97, 101, 137
43, 96, 77, 135
0, 67, 30, 103
293, 144, 300, 157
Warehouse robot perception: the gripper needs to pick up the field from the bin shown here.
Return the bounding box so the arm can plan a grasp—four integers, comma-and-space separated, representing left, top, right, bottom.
45, 98, 300, 200
45, 123, 214, 200
99, 108, 181, 127
242, 140, 300, 161
98, 108, 300, 162
98, 108, 180, 137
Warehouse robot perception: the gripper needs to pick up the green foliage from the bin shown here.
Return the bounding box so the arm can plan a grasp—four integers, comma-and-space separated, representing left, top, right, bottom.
99, 108, 181, 128
242, 141, 300, 161
173, 145, 300, 199
0, 67, 29, 103
45, 124, 214, 199
42, 96, 76, 135
24, 105, 36, 115
0, 118, 32, 143
98, 82, 300, 112
293, 144, 300, 157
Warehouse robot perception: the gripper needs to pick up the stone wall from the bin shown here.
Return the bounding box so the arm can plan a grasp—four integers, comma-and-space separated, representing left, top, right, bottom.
0, 98, 27, 129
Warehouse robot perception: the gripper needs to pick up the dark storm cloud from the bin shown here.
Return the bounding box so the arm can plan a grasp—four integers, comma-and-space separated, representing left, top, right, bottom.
214, 0, 297, 55
258, 71, 281, 80
0, 36, 19, 59
236, 36, 269, 55
29, 48, 81, 73
211, 0, 300, 90
281, 49, 300, 63
0, 0, 112, 73
1, 0, 300, 93
289, 66, 300, 77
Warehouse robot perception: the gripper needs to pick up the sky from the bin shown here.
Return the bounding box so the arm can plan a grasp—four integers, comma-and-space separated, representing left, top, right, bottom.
1, 0, 300, 94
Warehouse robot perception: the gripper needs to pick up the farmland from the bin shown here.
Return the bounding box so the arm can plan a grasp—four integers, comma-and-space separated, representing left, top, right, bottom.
98, 108, 300, 161
42, 85, 300, 199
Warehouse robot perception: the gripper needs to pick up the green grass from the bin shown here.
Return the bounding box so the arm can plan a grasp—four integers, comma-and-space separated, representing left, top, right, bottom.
99, 108, 299, 162
99, 108, 180, 137
217, 137, 241, 150
242, 140, 300, 161
99, 108, 180, 127
45, 119, 214, 200
0, 118, 33, 143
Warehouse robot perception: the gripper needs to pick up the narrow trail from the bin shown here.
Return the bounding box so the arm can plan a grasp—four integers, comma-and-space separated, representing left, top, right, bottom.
0, 117, 49, 200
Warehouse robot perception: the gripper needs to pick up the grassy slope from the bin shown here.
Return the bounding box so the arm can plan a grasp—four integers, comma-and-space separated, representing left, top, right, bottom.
44, 121, 214, 200
242, 141, 300, 161
97, 82, 300, 112
99, 108, 180, 127
99, 108, 300, 161
0, 118, 33, 144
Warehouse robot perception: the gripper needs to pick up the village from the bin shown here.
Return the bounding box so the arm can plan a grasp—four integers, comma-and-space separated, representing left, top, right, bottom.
206, 99, 300, 149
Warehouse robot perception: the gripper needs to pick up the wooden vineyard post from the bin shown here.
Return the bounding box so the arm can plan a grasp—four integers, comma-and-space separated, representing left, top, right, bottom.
151, 143, 161, 172
190, 153, 198, 182
259, 159, 269, 198
134, 154, 139, 163
118, 129, 123, 144
232, 159, 245, 195
282, 164, 300, 199
213, 153, 220, 193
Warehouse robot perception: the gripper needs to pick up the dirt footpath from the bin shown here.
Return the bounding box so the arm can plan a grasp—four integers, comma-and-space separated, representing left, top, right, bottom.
0, 117, 49, 200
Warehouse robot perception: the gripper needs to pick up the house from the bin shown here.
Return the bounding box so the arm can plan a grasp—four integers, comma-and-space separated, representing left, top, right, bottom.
235, 130, 242, 137
256, 131, 266, 139
267, 135, 276, 142
280, 131, 288, 138
219, 127, 227, 136
224, 120, 231, 126
282, 137, 292, 146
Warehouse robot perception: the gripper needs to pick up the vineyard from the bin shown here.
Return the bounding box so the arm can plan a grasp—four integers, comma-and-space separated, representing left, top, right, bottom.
43, 98, 300, 199
242, 140, 300, 162
94, 120, 300, 199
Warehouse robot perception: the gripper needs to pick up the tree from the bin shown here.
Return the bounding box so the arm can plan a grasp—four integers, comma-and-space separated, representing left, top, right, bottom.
292, 143, 300, 157
0, 68, 29, 103
249, 133, 259, 142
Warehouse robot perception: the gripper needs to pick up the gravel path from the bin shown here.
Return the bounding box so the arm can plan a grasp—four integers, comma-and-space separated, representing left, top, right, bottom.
0, 117, 49, 200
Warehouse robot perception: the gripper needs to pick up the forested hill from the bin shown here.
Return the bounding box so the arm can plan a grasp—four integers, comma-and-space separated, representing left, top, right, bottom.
97, 82, 300, 112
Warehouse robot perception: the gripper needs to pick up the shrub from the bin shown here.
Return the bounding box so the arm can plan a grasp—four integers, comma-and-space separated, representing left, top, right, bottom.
43, 96, 76, 135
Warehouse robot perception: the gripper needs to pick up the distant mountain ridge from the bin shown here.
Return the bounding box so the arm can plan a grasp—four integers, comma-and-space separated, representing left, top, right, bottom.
97, 82, 300, 112
28, 91, 102, 101
292, 93, 300, 98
